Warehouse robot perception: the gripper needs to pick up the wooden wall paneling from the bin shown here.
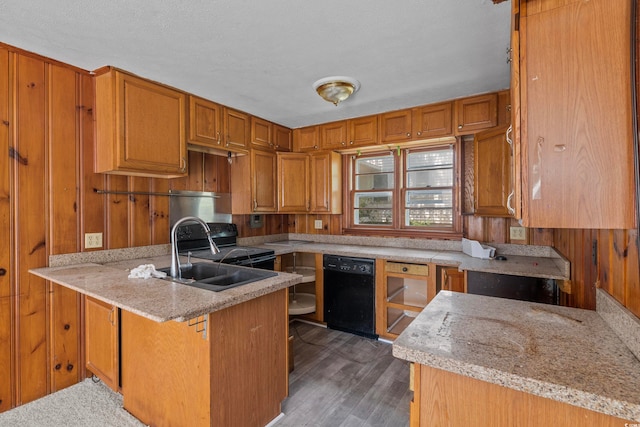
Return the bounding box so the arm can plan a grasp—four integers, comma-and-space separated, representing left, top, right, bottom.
105, 175, 129, 249
79, 74, 105, 249
48, 284, 81, 391
485, 217, 508, 243
202, 153, 216, 192
597, 230, 613, 299
14, 53, 48, 404
464, 215, 485, 241
0, 46, 12, 413
462, 137, 475, 214
128, 177, 151, 247
47, 64, 79, 255
531, 227, 553, 246
150, 179, 169, 245
580, 229, 597, 310
329, 214, 343, 235
626, 230, 640, 317
46, 64, 81, 392
187, 150, 204, 191
610, 230, 629, 304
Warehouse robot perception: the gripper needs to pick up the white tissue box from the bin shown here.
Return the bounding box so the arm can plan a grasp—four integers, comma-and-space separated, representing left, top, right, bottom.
462, 238, 495, 259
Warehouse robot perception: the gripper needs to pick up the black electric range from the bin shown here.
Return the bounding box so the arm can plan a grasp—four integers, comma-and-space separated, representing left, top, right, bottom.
175, 223, 276, 270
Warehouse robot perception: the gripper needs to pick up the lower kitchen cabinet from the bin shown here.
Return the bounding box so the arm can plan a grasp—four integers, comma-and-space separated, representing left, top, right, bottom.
85, 296, 119, 392
376, 260, 435, 340
438, 266, 466, 293
281, 252, 323, 323
410, 364, 630, 427
121, 289, 288, 427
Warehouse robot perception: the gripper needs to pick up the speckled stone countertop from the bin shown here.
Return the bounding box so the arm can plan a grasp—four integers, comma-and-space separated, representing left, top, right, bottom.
30, 254, 301, 323
392, 291, 640, 421
250, 235, 569, 280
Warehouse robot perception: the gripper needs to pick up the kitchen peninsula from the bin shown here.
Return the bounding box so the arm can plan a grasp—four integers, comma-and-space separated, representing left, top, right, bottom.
31, 251, 302, 427
393, 291, 640, 426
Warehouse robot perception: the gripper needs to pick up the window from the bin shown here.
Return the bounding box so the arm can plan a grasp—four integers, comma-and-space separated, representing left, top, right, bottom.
347, 143, 460, 236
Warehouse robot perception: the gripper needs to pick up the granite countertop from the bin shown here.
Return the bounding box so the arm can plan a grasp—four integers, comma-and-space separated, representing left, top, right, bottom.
30, 254, 301, 323
256, 240, 569, 280
392, 291, 640, 421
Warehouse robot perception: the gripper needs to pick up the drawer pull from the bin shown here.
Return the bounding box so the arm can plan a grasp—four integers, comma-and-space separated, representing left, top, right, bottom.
402, 267, 408, 272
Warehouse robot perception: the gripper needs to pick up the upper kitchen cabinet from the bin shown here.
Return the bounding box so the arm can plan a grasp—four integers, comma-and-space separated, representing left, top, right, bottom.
230, 149, 277, 213
273, 124, 292, 151
413, 102, 453, 139
188, 95, 223, 148
454, 93, 498, 136
380, 109, 413, 143
277, 152, 310, 212
320, 120, 348, 150
474, 126, 513, 217
348, 115, 378, 148
310, 151, 342, 214
518, 0, 635, 229
222, 108, 250, 153
251, 116, 273, 150
95, 68, 187, 178
293, 126, 320, 151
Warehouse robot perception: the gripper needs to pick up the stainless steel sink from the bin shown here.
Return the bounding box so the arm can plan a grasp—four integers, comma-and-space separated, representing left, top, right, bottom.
158, 262, 277, 292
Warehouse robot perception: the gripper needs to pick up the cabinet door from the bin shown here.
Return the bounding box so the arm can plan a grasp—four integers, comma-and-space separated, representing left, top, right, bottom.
188, 95, 222, 147
95, 69, 187, 177
348, 115, 378, 147
310, 151, 342, 214
85, 296, 119, 391
223, 108, 250, 153
252, 149, 277, 212
251, 116, 273, 150
454, 93, 498, 135
509, 1, 522, 219
293, 126, 320, 151
277, 153, 309, 212
441, 268, 465, 293
522, 0, 634, 228
474, 126, 512, 217
320, 121, 348, 150
412, 102, 453, 139
380, 109, 413, 143
273, 124, 292, 151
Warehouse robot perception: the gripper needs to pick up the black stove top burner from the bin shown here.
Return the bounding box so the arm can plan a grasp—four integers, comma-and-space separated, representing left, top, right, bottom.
175, 222, 274, 267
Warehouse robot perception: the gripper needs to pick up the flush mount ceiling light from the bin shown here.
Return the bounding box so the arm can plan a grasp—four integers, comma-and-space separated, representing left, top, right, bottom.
313, 76, 360, 106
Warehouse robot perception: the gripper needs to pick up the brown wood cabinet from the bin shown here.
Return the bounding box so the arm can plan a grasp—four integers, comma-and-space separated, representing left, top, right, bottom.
293, 126, 320, 151
380, 109, 413, 143
274, 124, 293, 151
277, 152, 310, 212
348, 115, 378, 147
85, 296, 119, 391
454, 93, 498, 135
413, 102, 453, 139
310, 151, 342, 214
251, 116, 273, 149
440, 267, 465, 293
222, 107, 250, 153
320, 120, 348, 150
474, 126, 513, 216
121, 289, 288, 427
188, 95, 223, 148
376, 260, 435, 340
95, 68, 188, 178
230, 149, 277, 213
518, 0, 635, 229
411, 364, 630, 427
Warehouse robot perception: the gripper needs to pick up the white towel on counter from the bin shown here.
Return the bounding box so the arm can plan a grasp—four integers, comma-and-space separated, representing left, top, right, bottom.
128, 264, 167, 279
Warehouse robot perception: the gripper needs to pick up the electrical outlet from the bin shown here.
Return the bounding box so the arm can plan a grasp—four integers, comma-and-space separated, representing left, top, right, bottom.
509, 226, 526, 241
85, 232, 103, 249
314, 220, 323, 230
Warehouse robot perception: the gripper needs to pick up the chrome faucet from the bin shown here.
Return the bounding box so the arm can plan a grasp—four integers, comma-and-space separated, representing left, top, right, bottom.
170, 216, 220, 279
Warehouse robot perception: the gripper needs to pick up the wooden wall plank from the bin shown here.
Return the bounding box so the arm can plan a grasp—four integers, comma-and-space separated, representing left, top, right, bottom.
48, 284, 81, 391
128, 177, 151, 247
627, 230, 640, 317
105, 175, 129, 249
150, 179, 169, 245
0, 46, 12, 413
14, 53, 48, 404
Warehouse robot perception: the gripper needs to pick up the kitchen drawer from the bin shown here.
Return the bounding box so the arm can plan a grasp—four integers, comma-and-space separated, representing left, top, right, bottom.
386, 262, 429, 276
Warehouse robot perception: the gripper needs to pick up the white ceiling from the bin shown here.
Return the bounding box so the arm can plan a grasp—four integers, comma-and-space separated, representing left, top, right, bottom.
0, 0, 511, 129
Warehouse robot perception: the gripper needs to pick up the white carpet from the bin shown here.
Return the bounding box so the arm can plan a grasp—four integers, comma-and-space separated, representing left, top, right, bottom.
0, 378, 145, 427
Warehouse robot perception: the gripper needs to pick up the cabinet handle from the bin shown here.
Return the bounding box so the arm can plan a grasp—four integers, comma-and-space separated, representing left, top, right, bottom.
0, 268, 5, 276
180, 157, 186, 173
417, 131, 422, 136
341, 141, 346, 146
443, 270, 449, 290
313, 145, 318, 150
253, 199, 258, 211
406, 132, 411, 137
349, 140, 354, 145
505, 125, 516, 216
216, 131, 221, 145
458, 125, 463, 130
108, 307, 115, 326
402, 267, 408, 272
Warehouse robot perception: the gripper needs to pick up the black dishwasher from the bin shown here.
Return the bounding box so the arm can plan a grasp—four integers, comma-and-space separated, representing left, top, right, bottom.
323, 255, 377, 340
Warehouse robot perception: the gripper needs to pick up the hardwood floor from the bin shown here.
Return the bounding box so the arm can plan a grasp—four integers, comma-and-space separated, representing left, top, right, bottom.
275, 321, 411, 427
